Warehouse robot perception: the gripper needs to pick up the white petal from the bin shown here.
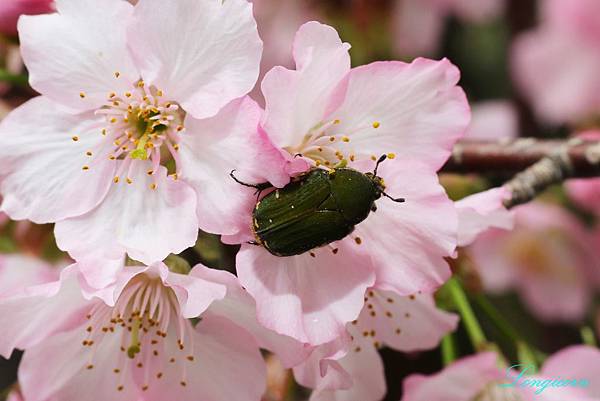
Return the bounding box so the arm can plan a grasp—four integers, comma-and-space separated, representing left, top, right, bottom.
55, 161, 198, 265
0, 97, 116, 223
19, 0, 138, 111
127, 0, 262, 119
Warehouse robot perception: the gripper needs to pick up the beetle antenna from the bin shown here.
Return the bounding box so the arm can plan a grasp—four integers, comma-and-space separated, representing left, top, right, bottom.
373, 154, 387, 176
294, 153, 303, 158
382, 191, 405, 203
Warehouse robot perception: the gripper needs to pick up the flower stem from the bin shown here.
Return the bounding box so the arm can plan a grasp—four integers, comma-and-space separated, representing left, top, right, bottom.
580, 326, 598, 347
441, 334, 458, 366
446, 277, 487, 351
0, 69, 28, 86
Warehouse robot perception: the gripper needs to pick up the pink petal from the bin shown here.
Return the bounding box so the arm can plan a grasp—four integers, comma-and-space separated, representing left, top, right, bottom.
0, 254, 58, 297
249, 0, 317, 105
261, 21, 351, 148
464, 101, 518, 140
392, 0, 447, 57
55, 162, 198, 265
0, 265, 90, 358
566, 178, 600, 216
541, 346, 600, 397
456, 186, 514, 247
0, 0, 54, 36
18, 0, 138, 112
0, 97, 116, 223
127, 0, 262, 120
355, 291, 458, 352
327, 58, 470, 171
294, 333, 386, 401
468, 202, 597, 322
402, 352, 503, 401
19, 324, 139, 401
140, 315, 267, 401
179, 97, 292, 237
512, 27, 600, 124
354, 159, 457, 295
162, 263, 226, 318
237, 242, 376, 345
190, 265, 311, 368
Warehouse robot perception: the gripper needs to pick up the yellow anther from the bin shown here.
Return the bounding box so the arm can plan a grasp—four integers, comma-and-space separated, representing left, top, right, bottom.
349, 154, 355, 162
387, 153, 396, 159
114, 71, 121, 78
371, 155, 377, 161
79, 92, 86, 98
86, 151, 93, 156
109, 92, 116, 99
109, 155, 116, 160
147, 170, 154, 176
372, 121, 380, 129
156, 90, 163, 97
176, 125, 184, 132
72, 136, 79, 142
126, 178, 133, 184
342, 136, 350, 142
110, 118, 117, 124
334, 119, 341, 124
329, 136, 336, 142
101, 129, 107, 136
150, 183, 157, 190
113, 176, 120, 183
82, 165, 89, 171
137, 80, 145, 88
125, 92, 132, 98
173, 143, 180, 151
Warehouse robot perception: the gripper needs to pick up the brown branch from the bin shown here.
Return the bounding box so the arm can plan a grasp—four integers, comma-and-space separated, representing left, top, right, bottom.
442, 138, 600, 208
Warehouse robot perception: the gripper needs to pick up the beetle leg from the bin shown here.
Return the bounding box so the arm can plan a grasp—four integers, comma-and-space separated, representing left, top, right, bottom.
230, 170, 272, 191
247, 240, 260, 246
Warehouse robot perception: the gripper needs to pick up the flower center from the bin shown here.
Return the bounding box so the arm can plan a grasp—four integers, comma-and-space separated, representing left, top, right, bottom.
285, 118, 393, 168
79, 79, 186, 189
81, 274, 196, 393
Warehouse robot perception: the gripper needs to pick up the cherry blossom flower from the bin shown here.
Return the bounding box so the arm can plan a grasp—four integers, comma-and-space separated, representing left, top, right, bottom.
0, 0, 262, 268
468, 202, 599, 323
223, 21, 468, 345
0, 260, 306, 401
402, 346, 600, 401
0, 0, 54, 36
512, 0, 600, 124
293, 290, 458, 401
393, 0, 506, 57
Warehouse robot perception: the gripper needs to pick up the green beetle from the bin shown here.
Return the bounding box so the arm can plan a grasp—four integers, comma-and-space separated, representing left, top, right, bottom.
230, 155, 404, 257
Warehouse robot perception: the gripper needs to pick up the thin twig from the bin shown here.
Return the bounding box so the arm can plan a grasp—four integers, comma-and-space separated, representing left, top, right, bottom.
443, 138, 600, 208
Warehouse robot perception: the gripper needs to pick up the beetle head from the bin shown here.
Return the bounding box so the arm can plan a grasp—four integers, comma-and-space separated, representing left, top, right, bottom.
368, 155, 405, 204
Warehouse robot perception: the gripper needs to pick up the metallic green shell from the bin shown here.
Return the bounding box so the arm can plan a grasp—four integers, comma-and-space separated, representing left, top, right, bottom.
253, 168, 381, 257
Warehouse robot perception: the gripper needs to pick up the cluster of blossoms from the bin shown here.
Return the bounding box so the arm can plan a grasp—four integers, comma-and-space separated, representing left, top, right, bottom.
0, 1, 597, 401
